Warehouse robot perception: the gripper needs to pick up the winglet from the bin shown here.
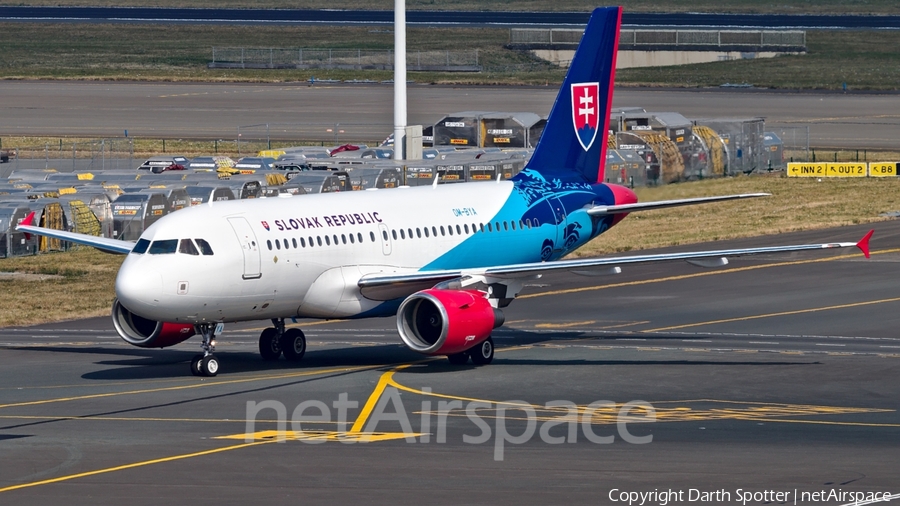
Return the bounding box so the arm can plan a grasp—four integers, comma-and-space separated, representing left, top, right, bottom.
856, 229, 874, 259
19, 211, 36, 240
20, 211, 36, 227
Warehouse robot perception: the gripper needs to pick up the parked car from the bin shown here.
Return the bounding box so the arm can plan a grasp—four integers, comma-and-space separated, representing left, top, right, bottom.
273, 160, 311, 180
188, 156, 235, 170
234, 157, 276, 171
137, 155, 189, 171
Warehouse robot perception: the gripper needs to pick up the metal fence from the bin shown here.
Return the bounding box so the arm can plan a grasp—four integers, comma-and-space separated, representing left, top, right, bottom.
237, 123, 392, 152
769, 125, 811, 162
0, 139, 134, 177
510, 28, 806, 49
210, 48, 482, 71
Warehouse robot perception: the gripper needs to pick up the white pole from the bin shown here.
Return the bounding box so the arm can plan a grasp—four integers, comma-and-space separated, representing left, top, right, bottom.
393, 0, 407, 161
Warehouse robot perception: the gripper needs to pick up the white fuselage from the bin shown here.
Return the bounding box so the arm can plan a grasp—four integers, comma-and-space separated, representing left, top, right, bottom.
115, 181, 567, 324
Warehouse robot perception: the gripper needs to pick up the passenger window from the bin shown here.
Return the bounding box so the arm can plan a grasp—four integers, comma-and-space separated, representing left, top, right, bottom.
424, 227, 430, 238
479, 223, 485, 233
511, 221, 516, 231
408, 228, 413, 239
179, 239, 199, 255
400, 229, 406, 240
456, 225, 462, 235
317, 236, 323, 246
416, 228, 421, 238
283, 239, 290, 249
300, 237, 306, 248
349, 234, 355, 244
333, 235, 338, 245
382, 230, 388, 241
325, 236, 331, 246
196, 238, 214, 255
292, 238, 298, 248
266, 240, 273, 251
503, 221, 508, 231
132, 238, 150, 254
341, 234, 347, 244
487, 223, 493, 232
392, 230, 398, 240
148, 239, 178, 254
440, 226, 446, 236
358, 233, 363, 243
432, 226, 437, 237
310, 236, 315, 247
276, 240, 281, 250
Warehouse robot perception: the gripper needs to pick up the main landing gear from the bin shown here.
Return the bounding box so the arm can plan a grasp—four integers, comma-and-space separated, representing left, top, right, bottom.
191, 323, 221, 377
259, 318, 306, 362
447, 336, 495, 366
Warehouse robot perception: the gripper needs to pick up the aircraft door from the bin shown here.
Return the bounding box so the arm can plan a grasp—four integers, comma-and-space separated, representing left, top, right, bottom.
378, 223, 392, 255
227, 217, 262, 279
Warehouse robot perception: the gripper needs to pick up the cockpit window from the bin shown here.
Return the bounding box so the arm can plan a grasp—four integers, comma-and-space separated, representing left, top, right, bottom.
179, 239, 199, 255
148, 239, 178, 254
132, 238, 150, 254
195, 239, 214, 255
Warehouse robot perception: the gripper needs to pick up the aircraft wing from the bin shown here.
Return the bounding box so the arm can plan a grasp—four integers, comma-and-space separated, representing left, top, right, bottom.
16, 211, 134, 255
587, 193, 770, 216
357, 230, 873, 301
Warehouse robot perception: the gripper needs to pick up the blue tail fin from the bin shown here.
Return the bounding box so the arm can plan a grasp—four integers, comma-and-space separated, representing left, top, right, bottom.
523, 6, 621, 183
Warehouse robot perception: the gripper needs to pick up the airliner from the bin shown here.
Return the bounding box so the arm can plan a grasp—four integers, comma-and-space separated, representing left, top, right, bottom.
17, 7, 872, 377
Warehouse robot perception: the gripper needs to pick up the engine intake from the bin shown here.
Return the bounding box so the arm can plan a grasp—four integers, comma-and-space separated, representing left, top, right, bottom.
111, 298, 196, 348
397, 289, 504, 356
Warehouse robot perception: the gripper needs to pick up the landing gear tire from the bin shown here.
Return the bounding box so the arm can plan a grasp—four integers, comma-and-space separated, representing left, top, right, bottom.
190, 354, 204, 376
259, 327, 281, 361
191, 323, 221, 376
281, 328, 306, 361
447, 352, 469, 365
470, 336, 494, 365
200, 355, 219, 377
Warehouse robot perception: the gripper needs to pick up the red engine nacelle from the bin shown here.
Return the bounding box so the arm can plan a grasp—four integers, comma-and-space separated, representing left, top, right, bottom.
397, 289, 504, 356
111, 298, 196, 348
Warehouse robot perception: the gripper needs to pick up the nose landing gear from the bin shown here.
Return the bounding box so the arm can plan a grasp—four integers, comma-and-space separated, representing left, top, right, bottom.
191, 323, 221, 377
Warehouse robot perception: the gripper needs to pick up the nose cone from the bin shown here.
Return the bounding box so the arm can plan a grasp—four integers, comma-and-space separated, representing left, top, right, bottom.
607, 184, 638, 226
115, 261, 163, 316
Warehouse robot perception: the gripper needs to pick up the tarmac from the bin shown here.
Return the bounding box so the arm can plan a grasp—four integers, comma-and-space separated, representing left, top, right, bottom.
1, 81, 898, 149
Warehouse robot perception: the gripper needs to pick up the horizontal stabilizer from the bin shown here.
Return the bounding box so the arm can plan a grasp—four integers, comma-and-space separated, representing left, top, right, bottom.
587, 193, 770, 216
